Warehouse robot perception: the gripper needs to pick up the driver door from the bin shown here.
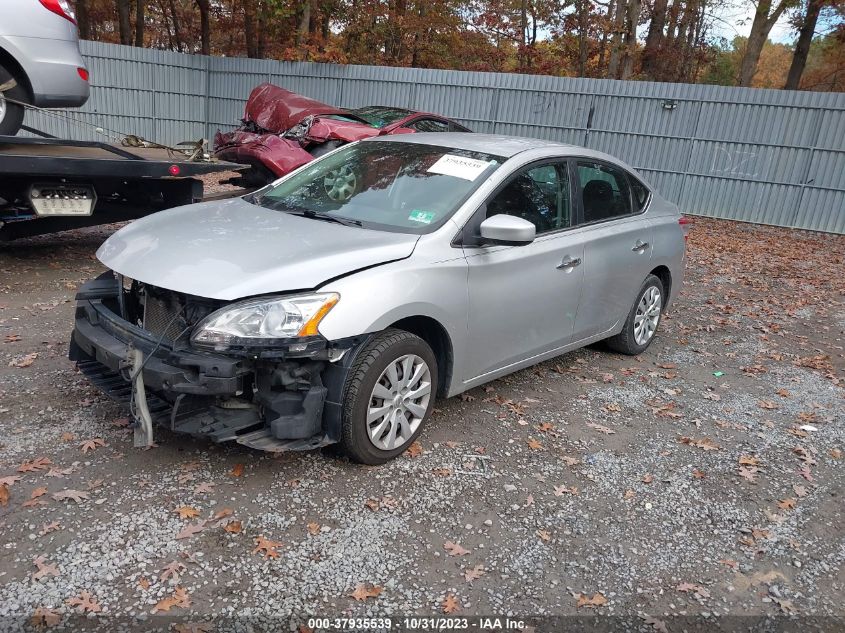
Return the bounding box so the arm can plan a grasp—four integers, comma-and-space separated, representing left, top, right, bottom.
462, 161, 585, 382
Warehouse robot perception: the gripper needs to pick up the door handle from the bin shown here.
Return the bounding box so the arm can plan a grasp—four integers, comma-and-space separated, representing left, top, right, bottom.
557, 256, 582, 270
632, 240, 650, 252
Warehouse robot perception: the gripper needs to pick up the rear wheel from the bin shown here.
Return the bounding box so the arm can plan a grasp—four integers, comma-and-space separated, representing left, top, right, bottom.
0, 64, 26, 136
339, 329, 437, 465
606, 274, 664, 355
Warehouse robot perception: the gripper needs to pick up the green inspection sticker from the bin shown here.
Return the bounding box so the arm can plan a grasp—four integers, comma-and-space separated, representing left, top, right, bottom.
408, 209, 436, 224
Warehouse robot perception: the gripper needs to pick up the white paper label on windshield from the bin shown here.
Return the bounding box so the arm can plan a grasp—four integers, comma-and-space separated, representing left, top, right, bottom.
427, 154, 492, 181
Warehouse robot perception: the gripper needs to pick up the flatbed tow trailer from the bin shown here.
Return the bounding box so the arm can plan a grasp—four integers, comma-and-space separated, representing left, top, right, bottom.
0, 135, 245, 241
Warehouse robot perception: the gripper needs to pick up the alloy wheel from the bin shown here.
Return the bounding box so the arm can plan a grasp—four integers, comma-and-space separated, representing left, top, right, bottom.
323, 164, 357, 201
0, 94, 6, 124
367, 354, 432, 451
633, 285, 662, 345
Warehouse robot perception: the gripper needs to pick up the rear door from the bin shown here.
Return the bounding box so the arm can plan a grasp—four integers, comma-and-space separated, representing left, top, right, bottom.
462, 160, 584, 381
571, 160, 654, 341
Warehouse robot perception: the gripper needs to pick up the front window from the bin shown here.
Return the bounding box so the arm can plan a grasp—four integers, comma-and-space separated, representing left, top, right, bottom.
349, 106, 413, 129
253, 141, 504, 233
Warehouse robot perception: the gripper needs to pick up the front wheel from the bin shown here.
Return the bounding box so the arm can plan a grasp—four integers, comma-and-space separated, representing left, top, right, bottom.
339, 329, 438, 465
605, 275, 664, 355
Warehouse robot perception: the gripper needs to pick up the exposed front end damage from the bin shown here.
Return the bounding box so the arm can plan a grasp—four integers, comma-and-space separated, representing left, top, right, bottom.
69, 273, 365, 453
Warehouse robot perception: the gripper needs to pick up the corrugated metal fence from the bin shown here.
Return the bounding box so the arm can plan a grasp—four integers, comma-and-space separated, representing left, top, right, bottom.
23, 41, 845, 234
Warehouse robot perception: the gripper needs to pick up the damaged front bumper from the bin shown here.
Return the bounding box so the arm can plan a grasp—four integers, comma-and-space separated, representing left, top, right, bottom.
68, 275, 363, 453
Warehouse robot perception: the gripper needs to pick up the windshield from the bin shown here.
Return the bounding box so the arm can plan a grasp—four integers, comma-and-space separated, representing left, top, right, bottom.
253, 141, 504, 233
349, 106, 413, 128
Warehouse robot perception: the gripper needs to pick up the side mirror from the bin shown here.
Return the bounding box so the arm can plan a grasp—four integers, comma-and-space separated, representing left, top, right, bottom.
479, 214, 536, 246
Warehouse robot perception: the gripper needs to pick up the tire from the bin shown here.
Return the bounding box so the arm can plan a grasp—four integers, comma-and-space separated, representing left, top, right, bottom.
0, 64, 26, 136
339, 328, 438, 465
605, 274, 665, 355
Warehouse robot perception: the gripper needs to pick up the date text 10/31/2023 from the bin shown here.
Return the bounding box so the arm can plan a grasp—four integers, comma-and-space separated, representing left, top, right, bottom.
306, 616, 527, 630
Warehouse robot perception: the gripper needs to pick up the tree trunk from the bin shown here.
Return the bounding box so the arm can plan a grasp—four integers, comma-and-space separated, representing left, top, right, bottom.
608, 0, 628, 78
784, 0, 822, 89
642, 0, 669, 79
257, 0, 267, 58
243, 0, 259, 58
116, 0, 132, 45
297, 0, 312, 49
738, 0, 791, 86
134, 0, 145, 46
577, 0, 589, 76
196, 0, 211, 55
167, 0, 184, 51
76, 0, 91, 39
620, 0, 642, 79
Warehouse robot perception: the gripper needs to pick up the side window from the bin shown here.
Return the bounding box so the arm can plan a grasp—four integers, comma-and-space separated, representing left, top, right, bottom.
409, 118, 450, 133
629, 176, 650, 211
486, 163, 571, 234
577, 161, 633, 224
449, 122, 472, 132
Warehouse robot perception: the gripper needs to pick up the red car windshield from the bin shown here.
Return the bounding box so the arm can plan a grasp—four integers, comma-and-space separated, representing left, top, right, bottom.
348, 107, 414, 129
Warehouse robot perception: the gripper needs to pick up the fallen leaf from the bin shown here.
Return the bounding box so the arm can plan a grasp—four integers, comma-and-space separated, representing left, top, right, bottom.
676, 582, 710, 598
138, 577, 151, 590
193, 482, 215, 494
442, 593, 460, 613
0, 475, 22, 486
639, 614, 668, 633
230, 463, 244, 477
78, 438, 105, 454
464, 564, 486, 582
253, 535, 283, 558
432, 467, 452, 477
527, 438, 543, 450
160, 560, 186, 581
444, 541, 470, 556
641, 473, 654, 484
60, 432, 76, 442
153, 586, 191, 612
30, 607, 61, 628
175, 521, 206, 540
17, 457, 52, 473
692, 469, 706, 479
404, 442, 423, 458
51, 489, 88, 504
176, 506, 200, 519
738, 465, 760, 482
587, 422, 616, 435
306, 522, 320, 536
223, 520, 242, 534
679, 436, 720, 451
777, 498, 796, 510
537, 422, 555, 433
173, 623, 214, 633
32, 556, 59, 580
9, 352, 38, 368
576, 592, 607, 608
553, 485, 579, 496
536, 529, 551, 542
39, 522, 60, 536
793, 484, 808, 498
349, 583, 382, 601
65, 591, 101, 613
738, 455, 760, 466
831, 448, 842, 459
0, 484, 8, 507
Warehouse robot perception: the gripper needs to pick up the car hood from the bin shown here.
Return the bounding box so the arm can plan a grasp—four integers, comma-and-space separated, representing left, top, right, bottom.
96, 197, 419, 301
243, 83, 357, 132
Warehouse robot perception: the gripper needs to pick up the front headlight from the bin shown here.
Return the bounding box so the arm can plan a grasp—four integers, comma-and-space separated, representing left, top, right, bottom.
191, 293, 338, 349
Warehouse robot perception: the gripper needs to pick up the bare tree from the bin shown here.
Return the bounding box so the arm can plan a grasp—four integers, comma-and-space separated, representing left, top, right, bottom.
785, 0, 823, 88
738, 0, 795, 86
116, 0, 133, 44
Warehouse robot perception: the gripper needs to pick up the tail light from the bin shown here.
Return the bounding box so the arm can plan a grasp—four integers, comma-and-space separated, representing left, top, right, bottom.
679, 215, 692, 241
77, 67, 89, 81
39, 0, 77, 23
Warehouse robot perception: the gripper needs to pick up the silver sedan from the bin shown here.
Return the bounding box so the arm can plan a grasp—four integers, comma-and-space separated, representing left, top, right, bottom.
71, 133, 687, 464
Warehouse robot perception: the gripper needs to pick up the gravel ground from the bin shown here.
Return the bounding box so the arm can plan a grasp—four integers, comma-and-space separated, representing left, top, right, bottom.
0, 213, 843, 632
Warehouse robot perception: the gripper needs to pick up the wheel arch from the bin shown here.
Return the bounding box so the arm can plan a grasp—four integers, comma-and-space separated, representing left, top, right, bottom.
0, 44, 33, 101
388, 315, 454, 398
649, 265, 672, 308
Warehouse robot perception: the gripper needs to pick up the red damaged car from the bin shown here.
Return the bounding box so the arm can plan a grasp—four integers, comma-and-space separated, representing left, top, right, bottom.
214, 83, 471, 187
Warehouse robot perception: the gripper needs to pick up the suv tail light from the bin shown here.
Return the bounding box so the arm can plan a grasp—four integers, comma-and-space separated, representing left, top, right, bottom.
39, 0, 76, 23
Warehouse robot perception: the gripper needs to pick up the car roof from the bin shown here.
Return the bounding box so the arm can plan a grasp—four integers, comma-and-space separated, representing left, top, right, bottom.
365, 132, 596, 159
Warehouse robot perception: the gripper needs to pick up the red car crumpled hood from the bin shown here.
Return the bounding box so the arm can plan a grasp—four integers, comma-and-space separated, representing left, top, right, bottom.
243, 82, 350, 132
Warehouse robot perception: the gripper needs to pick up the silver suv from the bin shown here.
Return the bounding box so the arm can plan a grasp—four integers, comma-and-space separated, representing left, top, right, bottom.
0, 0, 89, 135
70, 134, 687, 464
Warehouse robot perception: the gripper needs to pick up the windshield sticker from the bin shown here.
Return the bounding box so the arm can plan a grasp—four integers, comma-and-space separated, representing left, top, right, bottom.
427, 154, 492, 181
408, 209, 436, 224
